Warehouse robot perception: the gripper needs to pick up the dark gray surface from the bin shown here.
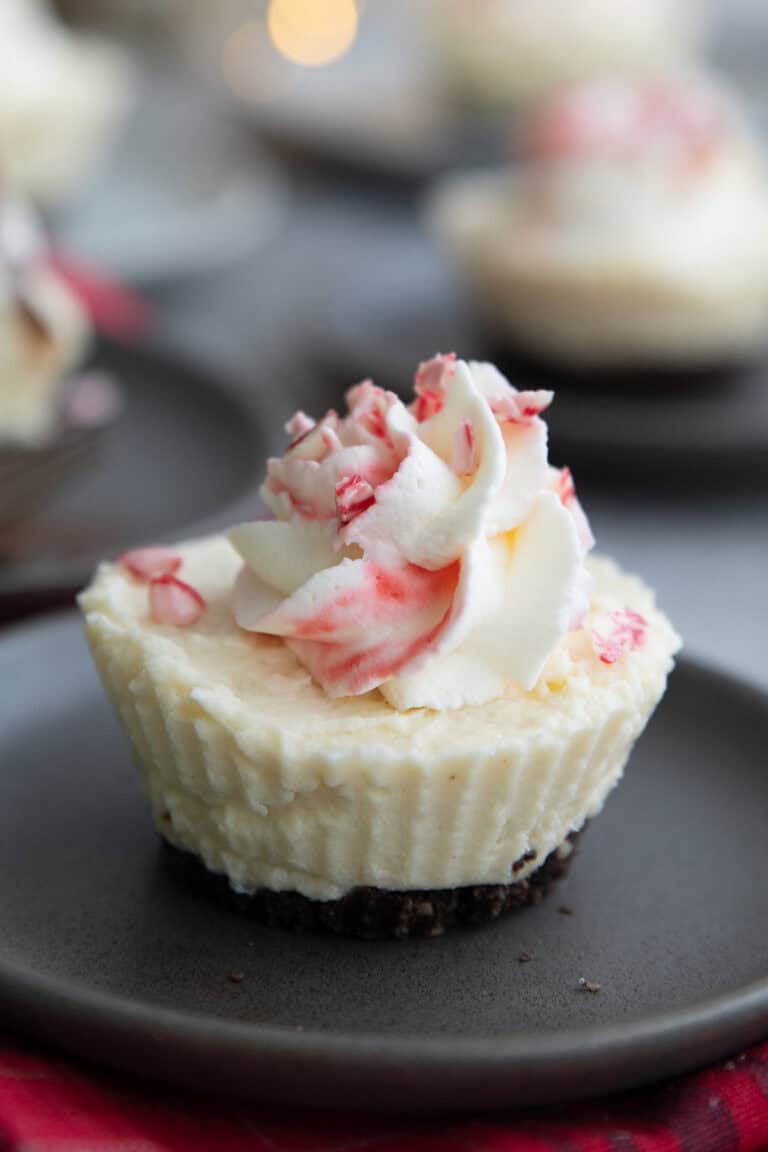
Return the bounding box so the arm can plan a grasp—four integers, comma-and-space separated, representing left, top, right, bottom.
0, 339, 266, 598
1, 613, 768, 1109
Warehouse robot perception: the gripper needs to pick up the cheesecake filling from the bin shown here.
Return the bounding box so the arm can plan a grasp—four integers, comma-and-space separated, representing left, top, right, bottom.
231, 357, 595, 710
80, 538, 680, 899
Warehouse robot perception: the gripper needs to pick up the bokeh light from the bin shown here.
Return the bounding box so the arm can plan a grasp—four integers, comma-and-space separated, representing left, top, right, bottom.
267, 0, 358, 68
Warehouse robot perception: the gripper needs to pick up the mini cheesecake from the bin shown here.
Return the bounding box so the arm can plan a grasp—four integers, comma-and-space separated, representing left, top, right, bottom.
432, 76, 768, 372
80, 357, 679, 938
430, 0, 699, 113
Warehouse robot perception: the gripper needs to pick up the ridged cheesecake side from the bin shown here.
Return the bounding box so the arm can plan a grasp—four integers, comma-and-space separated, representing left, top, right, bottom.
79, 535, 679, 904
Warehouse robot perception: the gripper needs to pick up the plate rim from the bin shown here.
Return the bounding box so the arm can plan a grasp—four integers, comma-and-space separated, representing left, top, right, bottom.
2, 617, 768, 1108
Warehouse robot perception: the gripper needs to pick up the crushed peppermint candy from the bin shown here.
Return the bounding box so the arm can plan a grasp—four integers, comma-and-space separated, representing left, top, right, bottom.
285, 411, 315, 438
414, 387, 444, 423
119, 547, 182, 582
285, 411, 316, 448
452, 419, 477, 476
554, 466, 595, 552
527, 77, 725, 173
149, 575, 206, 628
490, 389, 553, 424
592, 608, 647, 665
557, 466, 577, 507
231, 356, 600, 706
414, 351, 456, 395
347, 380, 393, 441
335, 473, 376, 525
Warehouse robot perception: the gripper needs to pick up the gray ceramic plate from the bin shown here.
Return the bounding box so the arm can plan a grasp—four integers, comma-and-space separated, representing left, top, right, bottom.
1, 616, 768, 1112
0, 339, 266, 605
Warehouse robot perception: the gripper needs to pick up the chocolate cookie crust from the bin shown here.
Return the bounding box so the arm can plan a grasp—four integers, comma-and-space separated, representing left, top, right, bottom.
163, 831, 581, 940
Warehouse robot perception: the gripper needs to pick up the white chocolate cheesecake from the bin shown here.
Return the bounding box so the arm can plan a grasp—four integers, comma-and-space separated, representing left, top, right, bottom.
430, 0, 700, 112
80, 357, 679, 936
432, 76, 768, 368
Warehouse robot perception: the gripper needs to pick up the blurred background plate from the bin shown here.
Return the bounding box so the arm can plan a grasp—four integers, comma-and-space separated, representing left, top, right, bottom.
51, 58, 285, 284
0, 339, 266, 612
229, 0, 506, 182
307, 212, 768, 479
227, 0, 768, 183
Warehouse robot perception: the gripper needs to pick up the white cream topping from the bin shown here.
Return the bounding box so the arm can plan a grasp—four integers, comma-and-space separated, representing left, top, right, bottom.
517, 77, 768, 277
80, 537, 681, 898
231, 357, 594, 710
0, 0, 130, 204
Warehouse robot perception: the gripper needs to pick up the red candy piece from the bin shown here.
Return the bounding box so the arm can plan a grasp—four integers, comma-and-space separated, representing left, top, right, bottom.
346, 380, 393, 442
414, 388, 444, 423
285, 411, 316, 449
119, 547, 182, 582
490, 389, 553, 424
592, 608, 647, 665
452, 419, 477, 475
149, 576, 206, 627
414, 352, 456, 397
557, 466, 576, 507
285, 411, 315, 438
528, 79, 724, 173
335, 473, 376, 525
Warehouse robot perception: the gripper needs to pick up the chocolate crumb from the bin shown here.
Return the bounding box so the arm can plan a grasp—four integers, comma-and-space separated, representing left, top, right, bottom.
160, 810, 171, 824
512, 849, 538, 875
163, 828, 582, 941
228, 971, 245, 984
517, 951, 532, 963
578, 977, 601, 994
558, 904, 574, 916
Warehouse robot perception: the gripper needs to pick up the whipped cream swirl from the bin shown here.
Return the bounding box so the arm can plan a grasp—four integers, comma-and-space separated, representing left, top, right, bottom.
231, 357, 594, 710
520, 76, 768, 256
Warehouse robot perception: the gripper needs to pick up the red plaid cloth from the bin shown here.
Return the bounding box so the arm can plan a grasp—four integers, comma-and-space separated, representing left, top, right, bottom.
2, 1042, 768, 1152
